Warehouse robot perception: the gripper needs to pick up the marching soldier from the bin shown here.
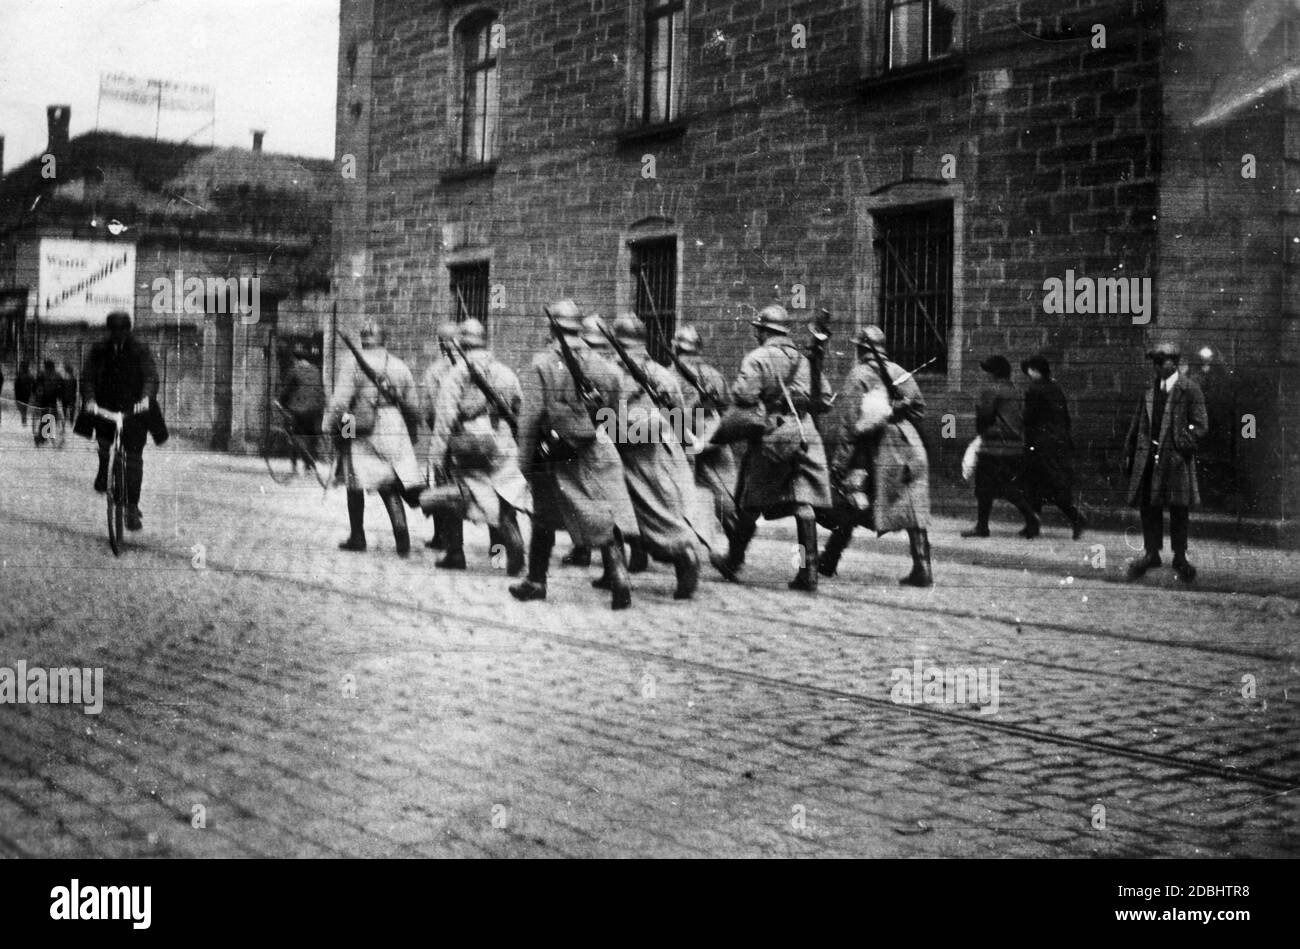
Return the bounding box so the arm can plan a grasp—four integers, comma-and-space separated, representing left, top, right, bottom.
554, 315, 613, 571
601, 314, 703, 600
426, 318, 529, 574
709, 304, 833, 591
421, 322, 461, 550
509, 300, 640, 610
818, 326, 933, 586
670, 325, 740, 547
326, 320, 423, 557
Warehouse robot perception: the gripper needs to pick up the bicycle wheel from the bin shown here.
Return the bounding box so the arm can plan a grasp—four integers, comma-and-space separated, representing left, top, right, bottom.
262, 427, 298, 484
106, 449, 126, 556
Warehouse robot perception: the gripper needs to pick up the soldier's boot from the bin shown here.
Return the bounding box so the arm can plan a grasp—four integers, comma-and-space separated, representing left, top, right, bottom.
436, 515, 467, 569
1126, 551, 1162, 581
962, 497, 992, 538
509, 526, 554, 601
380, 486, 410, 558
602, 541, 632, 610
818, 524, 854, 578
673, 546, 700, 600
627, 537, 649, 573
789, 512, 819, 592
339, 489, 367, 552
425, 511, 447, 550
498, 507, 526, 577
591, 541, 618, 589
710, 515, 756, 582
560, 545, 592, 567
900, 528, 934, 587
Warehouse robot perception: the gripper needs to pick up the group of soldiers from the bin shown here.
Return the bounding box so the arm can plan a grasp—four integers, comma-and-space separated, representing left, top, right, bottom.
325, 300, 934, 610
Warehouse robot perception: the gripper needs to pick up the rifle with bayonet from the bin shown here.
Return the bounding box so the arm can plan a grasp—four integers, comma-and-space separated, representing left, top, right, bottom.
449, 339, 518, 438
336, 329, 422, 439
599, 323, 703, 452
544, 306, 604, 424
653, 320, 722, 408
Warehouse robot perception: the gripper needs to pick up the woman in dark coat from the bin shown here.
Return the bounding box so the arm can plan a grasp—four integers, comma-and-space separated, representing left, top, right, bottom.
1021, 354, 1086, 539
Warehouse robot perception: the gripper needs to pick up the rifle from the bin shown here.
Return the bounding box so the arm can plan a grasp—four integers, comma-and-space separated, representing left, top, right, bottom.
544, 307, 603, 423
449, 339, 517, 438
652, 320, 722, 407
336, 330, 421, 436
601, 323, 705, 452
807, 307, 833, 415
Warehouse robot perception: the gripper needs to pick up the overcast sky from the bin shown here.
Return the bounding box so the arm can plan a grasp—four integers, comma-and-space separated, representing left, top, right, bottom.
0, 0, 338, 171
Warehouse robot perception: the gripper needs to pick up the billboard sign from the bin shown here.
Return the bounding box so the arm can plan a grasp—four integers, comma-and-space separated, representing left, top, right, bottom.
38, 239, 136, 324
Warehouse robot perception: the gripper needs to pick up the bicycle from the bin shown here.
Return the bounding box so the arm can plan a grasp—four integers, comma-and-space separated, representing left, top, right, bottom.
90, 404, 142, 557
262, 399, 331, 487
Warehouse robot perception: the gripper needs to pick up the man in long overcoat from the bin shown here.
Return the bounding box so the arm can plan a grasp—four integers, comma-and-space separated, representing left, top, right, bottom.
427, 318, 530, 574
509, 300, 640, 610
1021, 353, 1086, 539
671, 324, 740, 548
819, 326, 933, 586
709, 304, 832, 591
420, 321, 460, 550
325, 320, 422, 557
963, 355, 1041, 539
1122, 341, 1209, 582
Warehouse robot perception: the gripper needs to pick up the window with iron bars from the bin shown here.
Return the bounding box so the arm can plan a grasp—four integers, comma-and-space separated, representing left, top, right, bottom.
874, 202, 952, 375
884, 0, 959, 71
459, 14, 499, 164
630, 237, 677, 364
449, 261, 490, 326
642, 0, 684, 126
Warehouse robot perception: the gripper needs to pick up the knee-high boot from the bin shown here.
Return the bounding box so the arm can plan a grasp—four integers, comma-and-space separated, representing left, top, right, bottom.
900, 528, 933, 587
497, 505, 525, 577
380, 486, 410, 557
710, 513, 756, 582
789, 512, 818, 592
510, 524, 554, 600
340, 489, 367, 551
602, 541, 632, 610
819, 524, 853, 578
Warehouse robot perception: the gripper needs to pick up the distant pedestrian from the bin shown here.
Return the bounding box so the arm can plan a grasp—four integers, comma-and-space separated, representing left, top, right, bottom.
15, 361, 34, 426
31, 359, 63, 446
60, 362, 78, 429
420, 322, 460, 550
962, 355, 1040, 539
279, 343, 325, 476
1122, 341, 1208, 583
1021, 354, 1085, 539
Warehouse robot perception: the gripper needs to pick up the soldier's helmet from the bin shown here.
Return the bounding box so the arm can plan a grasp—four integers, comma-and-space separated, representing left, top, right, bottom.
751, 304, 791, 335
544, 298, 583, 333
1146, 340, 1181, 362
459, 318, 487, 349
106, 310, 132, 331
436, 322, 459, 343
359, 320, 385, 347
673, 325, 701, 354
612, 313, 645, 344
853, 325, 887, 355
581, 314, 608, 348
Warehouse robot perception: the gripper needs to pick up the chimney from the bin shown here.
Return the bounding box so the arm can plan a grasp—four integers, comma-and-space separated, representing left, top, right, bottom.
252, 129, 264, 153
47, 105, 70, 155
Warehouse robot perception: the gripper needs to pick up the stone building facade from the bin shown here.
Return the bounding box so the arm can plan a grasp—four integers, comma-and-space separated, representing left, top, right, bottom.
335, 0, 1299, 517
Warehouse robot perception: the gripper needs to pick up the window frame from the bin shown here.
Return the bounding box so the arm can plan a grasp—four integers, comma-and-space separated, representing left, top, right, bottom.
621, 0, 690, 142
863, 0, 965, 83
448, 259, 491, 328
448, 8, 502, 172
628, 234, 679, 364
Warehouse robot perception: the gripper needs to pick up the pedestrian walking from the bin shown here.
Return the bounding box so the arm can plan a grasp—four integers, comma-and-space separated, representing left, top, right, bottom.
59, 362, 78, 437
14, 361, 34, 426
709, 303, 833, 591
31, 359, 64, 446
279, 343, 326, 477
78, 311, 167, 532
1122, 341, 1209, 583
599, 314, 703, 599
425, 318, 529, 574
326, 320, 424, 557
1021, 353, 1086, 538
818, 326, 933, 586
509, 300, 640, 610
554, 315, 614, 571
420, 322, 460, 550
962, 355, 1041, 539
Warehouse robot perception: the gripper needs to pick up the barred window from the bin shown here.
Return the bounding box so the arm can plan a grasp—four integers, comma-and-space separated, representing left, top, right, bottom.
458, 14, 499, 164
449, 261, 489, 325
874, 203, 952, 374
642, 0, 684, 125
630, 236, 677, 364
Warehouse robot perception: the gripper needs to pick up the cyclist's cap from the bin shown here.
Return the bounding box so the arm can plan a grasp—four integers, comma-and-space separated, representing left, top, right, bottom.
106, 311, 131, 330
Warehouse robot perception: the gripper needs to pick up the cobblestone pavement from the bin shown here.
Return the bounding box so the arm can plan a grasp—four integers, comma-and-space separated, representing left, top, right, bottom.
1, 425, 1297, 857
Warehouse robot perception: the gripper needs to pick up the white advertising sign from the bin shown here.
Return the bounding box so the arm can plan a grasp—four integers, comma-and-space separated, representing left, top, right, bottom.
39, 239, 137, 324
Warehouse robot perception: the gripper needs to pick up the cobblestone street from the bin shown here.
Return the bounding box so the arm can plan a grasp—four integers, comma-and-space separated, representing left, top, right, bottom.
1, 424, 1297, 858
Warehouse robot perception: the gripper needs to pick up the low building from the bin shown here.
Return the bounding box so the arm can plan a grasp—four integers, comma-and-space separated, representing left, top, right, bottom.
0, 107, 334, 449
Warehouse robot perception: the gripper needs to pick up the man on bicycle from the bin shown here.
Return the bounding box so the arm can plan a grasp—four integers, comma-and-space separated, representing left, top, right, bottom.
82, 311, 159, 531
